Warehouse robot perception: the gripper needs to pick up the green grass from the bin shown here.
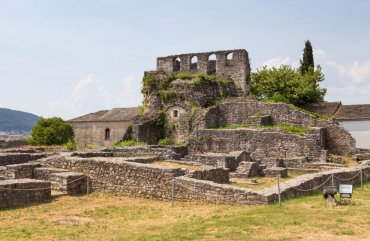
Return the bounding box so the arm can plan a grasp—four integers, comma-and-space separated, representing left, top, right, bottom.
215, 124, 310, 135
0, 183, 369, 240
114, 140, 146, 147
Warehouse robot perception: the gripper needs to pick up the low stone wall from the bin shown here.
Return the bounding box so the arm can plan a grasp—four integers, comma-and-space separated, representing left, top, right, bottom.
0, 179, 51, 209
33, 167, 69, 181
189, 128, 326, 166
51, 172, 89, 195
258, 165, 370, 203
4, 163, 41, 179
41, 155, 186, 200
111, 146, 187, 160
174, 177, 267, 205
187, 167, 229, 183
187, 151, 250, 171
0, 153, 46, 166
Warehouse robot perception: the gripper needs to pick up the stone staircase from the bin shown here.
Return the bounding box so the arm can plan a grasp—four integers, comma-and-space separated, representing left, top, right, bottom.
230, 161, 259, 178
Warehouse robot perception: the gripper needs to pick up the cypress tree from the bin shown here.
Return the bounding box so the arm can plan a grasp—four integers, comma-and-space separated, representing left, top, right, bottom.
299, 40, 314, 74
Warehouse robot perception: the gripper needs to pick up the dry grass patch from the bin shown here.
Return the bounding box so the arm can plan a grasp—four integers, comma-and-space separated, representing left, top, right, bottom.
229, 174, 301, 190
0, 183, 369, 240
151, 161, 202, 170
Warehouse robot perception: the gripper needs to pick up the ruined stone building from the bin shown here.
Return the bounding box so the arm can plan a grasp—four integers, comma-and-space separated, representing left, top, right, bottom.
69, 49, 361, 167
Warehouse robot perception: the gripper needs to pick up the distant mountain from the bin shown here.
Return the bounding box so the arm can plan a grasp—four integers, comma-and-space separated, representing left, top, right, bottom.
0, 108, 40, 132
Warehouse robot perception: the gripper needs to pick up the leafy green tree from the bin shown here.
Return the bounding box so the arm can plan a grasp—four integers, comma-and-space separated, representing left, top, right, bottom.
251, 65, 326, 106
28, 117, 74, 145
300, 40, 314, 74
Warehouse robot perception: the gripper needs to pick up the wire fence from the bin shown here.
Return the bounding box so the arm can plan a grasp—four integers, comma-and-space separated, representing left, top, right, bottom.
0, 167, 368, 207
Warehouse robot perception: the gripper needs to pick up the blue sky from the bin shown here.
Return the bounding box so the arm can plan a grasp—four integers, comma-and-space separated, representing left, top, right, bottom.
1, 0, 370, 119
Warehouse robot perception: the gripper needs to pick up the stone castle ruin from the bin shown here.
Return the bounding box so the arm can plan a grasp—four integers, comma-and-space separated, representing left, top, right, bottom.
1, 49, 369, 208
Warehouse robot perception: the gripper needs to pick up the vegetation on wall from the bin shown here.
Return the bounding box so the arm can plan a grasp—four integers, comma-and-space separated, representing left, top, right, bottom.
142, 72, 234, 105
28, 117, 74, 145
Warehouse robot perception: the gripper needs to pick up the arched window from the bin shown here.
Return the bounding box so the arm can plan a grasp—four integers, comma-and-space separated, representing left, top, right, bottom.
207, 54, 217, 74
226, 52, 234, 60
190, 56, 198, 70
105, 128, 110, 140
173, 57, 181, 72
173, 110, 178, 118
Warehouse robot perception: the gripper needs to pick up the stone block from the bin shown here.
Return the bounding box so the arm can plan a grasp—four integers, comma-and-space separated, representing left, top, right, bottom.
50, 172, 89, 195
233, 162, 260, 178
5, 163, 41, 179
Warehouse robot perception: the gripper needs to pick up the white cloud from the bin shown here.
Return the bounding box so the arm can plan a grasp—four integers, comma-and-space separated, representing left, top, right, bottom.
314, 49, 370, 83
49, 75, 142, 119
313, 49, 326, 60
260, 56, 296, 68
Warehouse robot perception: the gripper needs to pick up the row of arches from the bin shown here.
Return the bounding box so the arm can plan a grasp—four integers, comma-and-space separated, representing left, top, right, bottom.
173, 52, 234, 72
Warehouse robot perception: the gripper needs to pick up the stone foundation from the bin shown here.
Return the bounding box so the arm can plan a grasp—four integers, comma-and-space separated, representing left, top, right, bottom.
0, 179, 51, 209
0, 153, 46, 166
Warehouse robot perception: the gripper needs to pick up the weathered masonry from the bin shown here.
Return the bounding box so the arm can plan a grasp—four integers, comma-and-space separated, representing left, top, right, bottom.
157, 49, 251, 95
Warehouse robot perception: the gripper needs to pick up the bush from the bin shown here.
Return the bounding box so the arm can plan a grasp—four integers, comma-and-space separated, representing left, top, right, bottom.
64, 139, 77, 151
251, 65, 326, 106
86, 144, 98, 149
158, 137, 173, 145
28, 117, 74, 145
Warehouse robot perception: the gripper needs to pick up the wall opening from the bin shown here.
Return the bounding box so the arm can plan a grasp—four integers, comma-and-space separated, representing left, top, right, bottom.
173, 110, 178, 118
173, 57, 181, 72
207, 54, 217, 74
105, 128, 110, 140
226, 52, 234, 60
190, 56, 198, 70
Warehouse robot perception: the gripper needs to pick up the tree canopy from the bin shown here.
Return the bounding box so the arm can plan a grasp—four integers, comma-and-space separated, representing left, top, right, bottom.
251, 65, 326, 106
28, 117, 74, 145
300, 40, 314, 74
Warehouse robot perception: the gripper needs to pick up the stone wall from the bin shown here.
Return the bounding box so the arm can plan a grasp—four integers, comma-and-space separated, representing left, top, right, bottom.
189, 128, 326, 166
41, 155, 186, 200
186, 167, 229, 184
156, 49, 251, 95
198, 98, 355, 155
259, 165, 370, 202
4, 163, 41, 179
0, 179, 51, 209
174, 177, 267, 204
70, 120, 131, 147
0, 153, 46, 166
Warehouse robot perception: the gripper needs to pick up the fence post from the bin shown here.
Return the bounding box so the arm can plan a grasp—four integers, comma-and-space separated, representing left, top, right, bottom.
277, 174, 281, 207
360, 169, 363, 189
171, 178, 175, 207
86, 176, 89, 195
331, 174, 334, 186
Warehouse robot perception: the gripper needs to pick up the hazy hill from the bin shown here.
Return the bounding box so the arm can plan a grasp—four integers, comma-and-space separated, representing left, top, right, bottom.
0, 108, 40, 132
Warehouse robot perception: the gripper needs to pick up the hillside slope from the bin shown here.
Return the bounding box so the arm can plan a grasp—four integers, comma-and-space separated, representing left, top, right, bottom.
0, 108, 39, 132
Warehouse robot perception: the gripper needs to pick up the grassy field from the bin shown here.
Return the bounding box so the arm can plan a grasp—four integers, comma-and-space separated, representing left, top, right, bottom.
0, 183, 369, 241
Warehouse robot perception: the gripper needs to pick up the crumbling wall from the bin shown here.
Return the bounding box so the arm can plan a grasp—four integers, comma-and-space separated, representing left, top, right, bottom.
196, 98, 355, 155
156, 49, 250, 95
41, 156, 186, 199
189, 128, 326, 166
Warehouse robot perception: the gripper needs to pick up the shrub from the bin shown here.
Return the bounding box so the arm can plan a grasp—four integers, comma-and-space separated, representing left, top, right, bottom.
28, 117, 74, 145
64, 139, 77, 151
251, 65, 326, 106
158, 137, 173, 145
86, 144, 98, 149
